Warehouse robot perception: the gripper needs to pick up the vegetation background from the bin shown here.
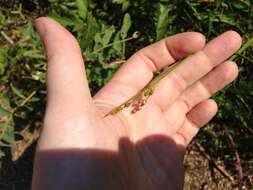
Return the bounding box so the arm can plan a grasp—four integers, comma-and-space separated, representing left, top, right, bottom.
0, 0, 252, 189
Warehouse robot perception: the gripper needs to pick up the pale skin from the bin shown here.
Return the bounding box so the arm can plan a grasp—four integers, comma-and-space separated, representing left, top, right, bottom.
32, 17, 242, 190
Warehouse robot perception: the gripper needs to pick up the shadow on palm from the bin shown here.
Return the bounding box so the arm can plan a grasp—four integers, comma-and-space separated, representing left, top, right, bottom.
35, 135, 185, 190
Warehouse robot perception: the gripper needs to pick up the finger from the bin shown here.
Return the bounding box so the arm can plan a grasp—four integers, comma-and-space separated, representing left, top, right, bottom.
35, 17, 91, 110
151, 31, 242, 112
173, 99, 218, 146
94, 32, 206, 106
177, 61, 238, 112
162, 60, 237, 134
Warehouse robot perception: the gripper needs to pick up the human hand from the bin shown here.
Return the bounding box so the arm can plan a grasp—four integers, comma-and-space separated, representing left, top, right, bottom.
32, 17, 242, 190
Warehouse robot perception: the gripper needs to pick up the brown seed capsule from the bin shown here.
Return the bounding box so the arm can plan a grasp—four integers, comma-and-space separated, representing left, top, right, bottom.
131, 107, 141, 114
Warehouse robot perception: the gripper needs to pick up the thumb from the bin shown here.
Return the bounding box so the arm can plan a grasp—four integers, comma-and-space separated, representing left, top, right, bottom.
34, 17, 91, 110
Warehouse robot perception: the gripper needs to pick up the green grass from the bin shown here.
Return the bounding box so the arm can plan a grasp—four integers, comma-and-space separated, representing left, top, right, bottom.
0, 0, 253, 189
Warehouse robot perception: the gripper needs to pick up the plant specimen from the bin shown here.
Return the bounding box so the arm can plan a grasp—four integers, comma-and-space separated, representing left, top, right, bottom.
104, 36, 253, 117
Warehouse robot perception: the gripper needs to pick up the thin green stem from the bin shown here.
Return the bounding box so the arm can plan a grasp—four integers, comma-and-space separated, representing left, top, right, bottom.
148, 61, 180, 87
230, 36, 253, 61
104, 60, 182, 117
93, 36, 135, 54
105, 37, 253, 117
235, 53, 253, 63
18, 91, 36, 107
12, 91, 36, 113
93, 31, 140, 54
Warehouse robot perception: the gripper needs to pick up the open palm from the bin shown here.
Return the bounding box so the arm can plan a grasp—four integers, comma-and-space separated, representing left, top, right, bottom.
32, 17, 241, 190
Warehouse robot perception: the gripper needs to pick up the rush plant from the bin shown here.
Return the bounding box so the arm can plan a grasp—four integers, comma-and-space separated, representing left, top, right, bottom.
105, 37, 253, 117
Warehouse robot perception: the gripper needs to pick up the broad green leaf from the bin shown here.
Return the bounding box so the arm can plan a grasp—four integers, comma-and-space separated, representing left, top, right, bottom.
102, 26, 116, 45
120, 13, 131, 39
233, 0, 250, 11
1, 123, 15, 144
10, 83, 26, 99
216, 14, 237, 26
22, 20, 36, 37
112, 0, 125, 4
48, 11, 76, 26
0, 106, 11, 117
0, 150, 5, 158
76, 0, 88, 19
0, 141, 11, 147
112, 0, 129, 10
94, 32, 103, 45
81, 12, 99, 51
0, 10, 5, 25
122, 1, 130, 11
0, 48, 8, 75
0, 95, 11, 109
23, 50, 44, 59
3, 126, 14, 143
31, 71, 46, 82
98, 53, 105, 65
113, 32, 122, 52
156, 4, 169, 40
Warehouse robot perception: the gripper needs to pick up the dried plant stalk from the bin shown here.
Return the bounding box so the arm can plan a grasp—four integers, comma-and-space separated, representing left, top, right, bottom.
104, 36, 253, 117
104, 61, 179, 117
